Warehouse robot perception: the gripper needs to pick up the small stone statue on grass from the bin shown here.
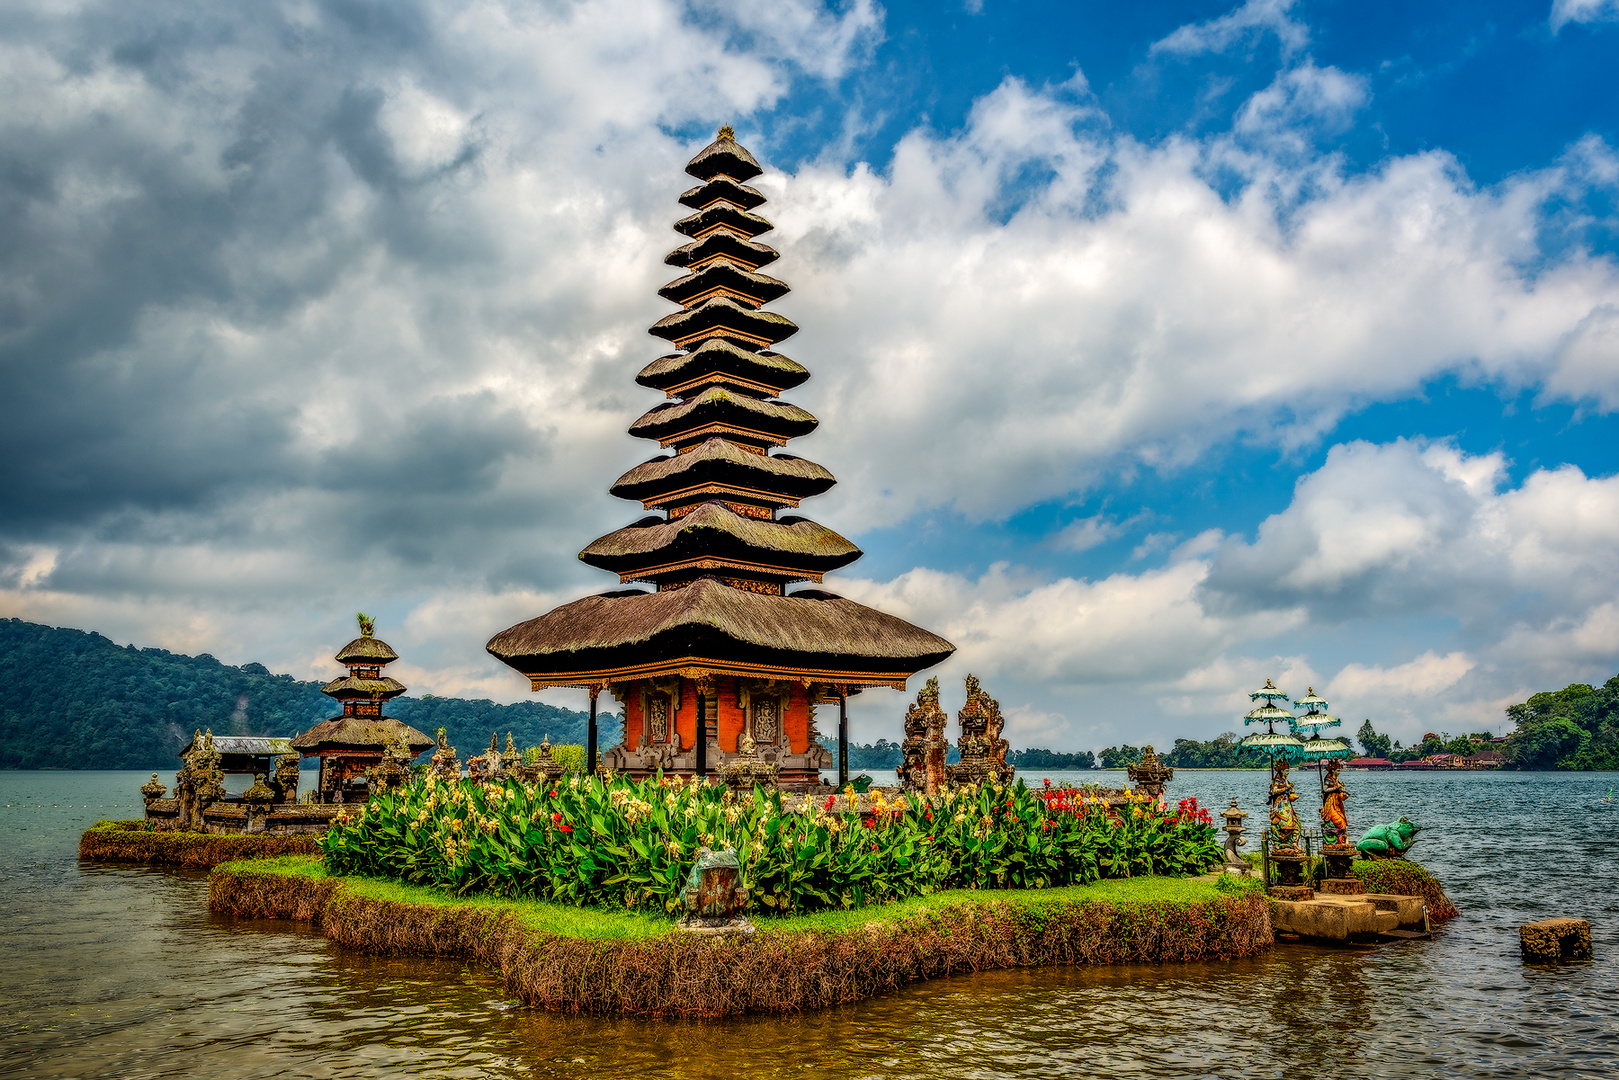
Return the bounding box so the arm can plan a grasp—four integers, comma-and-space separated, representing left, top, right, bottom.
675, 846, 754, 937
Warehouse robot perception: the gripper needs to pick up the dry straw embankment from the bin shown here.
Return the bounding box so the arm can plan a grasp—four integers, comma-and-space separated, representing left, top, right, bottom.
80, 821, 321, 869
210, 857, 1271, 1018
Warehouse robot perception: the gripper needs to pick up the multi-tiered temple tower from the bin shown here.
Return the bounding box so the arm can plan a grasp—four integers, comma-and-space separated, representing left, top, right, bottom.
487, 128, 955, 785
293, 615, 433, 801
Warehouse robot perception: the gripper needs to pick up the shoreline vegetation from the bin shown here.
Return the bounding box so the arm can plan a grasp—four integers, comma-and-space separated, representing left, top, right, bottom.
207, 855, 1271, 1017
6, 617, 1615, 771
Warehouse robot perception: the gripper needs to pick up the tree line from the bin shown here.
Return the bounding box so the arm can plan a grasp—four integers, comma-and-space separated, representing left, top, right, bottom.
0, 618, 602, 769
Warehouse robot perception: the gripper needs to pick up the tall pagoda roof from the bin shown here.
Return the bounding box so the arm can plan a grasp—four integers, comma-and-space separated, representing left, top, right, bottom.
610, 438, 836, 507
679, 177, 767, 212
665, 231, 780, 271
636, 340, 809, 395
320, 675, 407, 701
580, 502, 860, 585
629, 387, 817, 446
487, 127, 954, 691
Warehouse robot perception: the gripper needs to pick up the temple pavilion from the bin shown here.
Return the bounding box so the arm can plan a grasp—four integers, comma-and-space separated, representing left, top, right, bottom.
487, 127, 955, 785
292, 614, 433, 801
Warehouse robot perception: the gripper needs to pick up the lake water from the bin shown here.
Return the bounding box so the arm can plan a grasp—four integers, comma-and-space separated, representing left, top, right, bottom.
3, 768, 1617, 1079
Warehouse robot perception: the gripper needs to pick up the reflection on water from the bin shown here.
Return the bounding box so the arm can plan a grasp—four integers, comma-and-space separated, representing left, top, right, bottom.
5, 770, 1618, 1078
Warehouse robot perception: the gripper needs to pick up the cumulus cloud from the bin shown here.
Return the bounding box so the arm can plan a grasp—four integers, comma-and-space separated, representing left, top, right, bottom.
1, 0, 1617, 746
1551, 0, 1619, 32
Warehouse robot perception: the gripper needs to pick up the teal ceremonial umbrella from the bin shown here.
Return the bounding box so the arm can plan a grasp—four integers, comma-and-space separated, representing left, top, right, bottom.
1243, 679, 1301, 760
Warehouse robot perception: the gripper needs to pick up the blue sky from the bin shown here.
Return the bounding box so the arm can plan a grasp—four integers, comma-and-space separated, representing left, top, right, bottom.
1, 0, 1617, 752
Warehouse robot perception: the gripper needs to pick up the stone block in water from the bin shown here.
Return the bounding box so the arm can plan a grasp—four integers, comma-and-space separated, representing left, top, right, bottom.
1519, 918, 1592, 962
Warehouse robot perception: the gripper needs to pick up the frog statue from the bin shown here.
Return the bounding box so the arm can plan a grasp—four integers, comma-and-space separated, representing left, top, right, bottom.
1356, 816, 1421, 859
676, 846, 753, 935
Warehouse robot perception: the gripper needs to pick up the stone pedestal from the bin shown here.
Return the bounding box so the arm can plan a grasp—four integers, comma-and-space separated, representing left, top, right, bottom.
1319, 878, 1365, 895
1271, 851, 1308, 887
1322, 843, 1357, 880
1520, 918, 1592, 961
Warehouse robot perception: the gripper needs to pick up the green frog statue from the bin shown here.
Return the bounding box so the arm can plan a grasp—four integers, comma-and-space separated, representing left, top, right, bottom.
1356, 816, 1421, 859
676, 846, 753, 936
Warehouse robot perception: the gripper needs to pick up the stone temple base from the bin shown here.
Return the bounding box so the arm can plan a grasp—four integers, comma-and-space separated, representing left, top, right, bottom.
1268, 885, 1316, 901
1319, 878, 1365, 895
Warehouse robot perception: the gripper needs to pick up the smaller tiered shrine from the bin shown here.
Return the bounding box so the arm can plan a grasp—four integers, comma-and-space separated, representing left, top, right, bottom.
291, 614, 432, 802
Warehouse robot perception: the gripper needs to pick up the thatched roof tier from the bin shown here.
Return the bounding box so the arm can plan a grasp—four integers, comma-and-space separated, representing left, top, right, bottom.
684, 131, 763, 182
673, 206, 773, 242
637, 340, 808, 395
579, 502, 859, 582
180, 734, 294, 758
658, 259, 789, 310
630, 387, 817, 447
679, 177, 767, 212
320, 675, 408, 701
649, 296, 798, 350
665, 231, 780, 271
334, 636, 399, 663
291, 716, 433, 754
611, 439, 835, 507
486, 577, 955, 689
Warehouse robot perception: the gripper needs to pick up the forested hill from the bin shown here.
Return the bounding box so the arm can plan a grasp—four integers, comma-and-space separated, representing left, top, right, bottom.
0, 618, 605, 769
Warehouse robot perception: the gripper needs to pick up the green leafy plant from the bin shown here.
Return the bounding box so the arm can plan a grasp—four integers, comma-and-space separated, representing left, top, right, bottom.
320, 774, 1222, 915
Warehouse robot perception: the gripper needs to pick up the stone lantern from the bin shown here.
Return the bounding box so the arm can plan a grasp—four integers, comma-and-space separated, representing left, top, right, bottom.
1220, 798, 1250, 871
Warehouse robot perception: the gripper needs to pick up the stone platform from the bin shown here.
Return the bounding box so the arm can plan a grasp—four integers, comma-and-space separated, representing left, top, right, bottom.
1272, 892, 1428, 942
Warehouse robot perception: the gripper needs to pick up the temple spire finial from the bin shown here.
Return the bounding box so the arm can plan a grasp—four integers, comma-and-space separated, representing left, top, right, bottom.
716, 124, 735, 140
357, 612, 375, 638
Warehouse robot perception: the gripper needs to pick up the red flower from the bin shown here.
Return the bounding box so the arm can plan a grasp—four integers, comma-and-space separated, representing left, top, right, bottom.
548, 790, 558, 799
558, 824, 573, 833
823, 796, 835, 811
551, 811, 562, 823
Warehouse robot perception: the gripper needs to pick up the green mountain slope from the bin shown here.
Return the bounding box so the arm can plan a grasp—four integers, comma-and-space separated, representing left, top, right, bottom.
0, 618, 610, 769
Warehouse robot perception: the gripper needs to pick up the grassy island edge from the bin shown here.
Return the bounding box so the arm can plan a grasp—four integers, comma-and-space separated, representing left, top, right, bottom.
206, 855, 1272, 1018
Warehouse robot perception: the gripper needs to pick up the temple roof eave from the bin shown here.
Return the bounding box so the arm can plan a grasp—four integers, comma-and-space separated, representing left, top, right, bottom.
578, 502, 861, 574
609, 439, 836, 502
486, 578, 956, 685
629, 388, 817, 443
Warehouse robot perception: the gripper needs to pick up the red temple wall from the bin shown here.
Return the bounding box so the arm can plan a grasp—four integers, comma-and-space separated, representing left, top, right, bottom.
716, 677, 747, 752
785, 683, 810, 753
622, 689, 643, 751
675, 679, 699, 751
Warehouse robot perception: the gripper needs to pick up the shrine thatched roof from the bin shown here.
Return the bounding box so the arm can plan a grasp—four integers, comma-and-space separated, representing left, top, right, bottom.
664, 231, 780, 271
658, 259, 789, 309
679, 177, 767, 212
486, 576, 956, 680
320, 675, 407, 700
290, 717, 433, 753
334, 636, 399, 663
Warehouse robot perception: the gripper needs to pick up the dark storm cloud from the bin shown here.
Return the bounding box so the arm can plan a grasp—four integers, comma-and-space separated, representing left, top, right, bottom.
0, 0, 500, 536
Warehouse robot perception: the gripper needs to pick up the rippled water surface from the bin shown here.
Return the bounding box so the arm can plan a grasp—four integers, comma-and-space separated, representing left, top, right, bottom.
4, 769, 1617, 1078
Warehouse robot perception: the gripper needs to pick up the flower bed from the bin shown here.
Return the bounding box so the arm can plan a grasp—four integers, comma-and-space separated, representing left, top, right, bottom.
210, 856, 1271, 1018
79, 820, 322, 869
320, 775, 1221, 914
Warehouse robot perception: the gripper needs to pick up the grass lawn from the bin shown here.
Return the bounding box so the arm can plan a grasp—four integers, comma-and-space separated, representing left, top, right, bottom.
218, 855, 1238, 941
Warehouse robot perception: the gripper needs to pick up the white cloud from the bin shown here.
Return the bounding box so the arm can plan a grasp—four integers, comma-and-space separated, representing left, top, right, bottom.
1151, 0, 1310, 59
1551, 0, 1619, 33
